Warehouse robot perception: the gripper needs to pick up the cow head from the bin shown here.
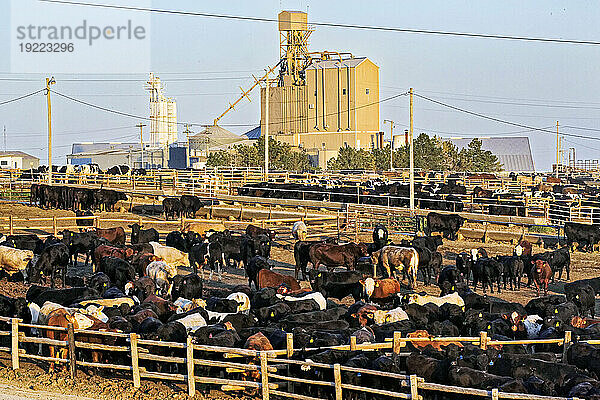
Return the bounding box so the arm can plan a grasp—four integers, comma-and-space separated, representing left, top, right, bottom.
514, 244, 523, 257
370, 249, 382, 267
359, 278, 376, 299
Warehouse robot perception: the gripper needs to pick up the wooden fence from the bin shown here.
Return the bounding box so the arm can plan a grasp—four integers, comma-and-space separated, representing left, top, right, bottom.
0, 316, 585, 400
0, 213, 343, 242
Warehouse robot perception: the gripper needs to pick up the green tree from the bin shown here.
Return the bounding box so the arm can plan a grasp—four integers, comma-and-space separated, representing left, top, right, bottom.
206, 150, 233, 167
462, 138, 503, 172
327, 146, 375, 170
206, 136, 313, 171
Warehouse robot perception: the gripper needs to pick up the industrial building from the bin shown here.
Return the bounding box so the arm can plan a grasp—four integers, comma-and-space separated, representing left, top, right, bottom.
445, 137, 535, 172
147, 73, 178, 147
0, 151, 39, 169
256, 11, 382, 168
68, 73, 186, 169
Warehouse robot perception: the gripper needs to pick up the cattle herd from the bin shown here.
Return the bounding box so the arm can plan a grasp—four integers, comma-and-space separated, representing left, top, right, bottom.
0, 187, 598, 397
238, 174, 600, 220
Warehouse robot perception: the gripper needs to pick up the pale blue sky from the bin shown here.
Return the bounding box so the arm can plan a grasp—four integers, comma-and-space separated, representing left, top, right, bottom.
1, 0, 599, 170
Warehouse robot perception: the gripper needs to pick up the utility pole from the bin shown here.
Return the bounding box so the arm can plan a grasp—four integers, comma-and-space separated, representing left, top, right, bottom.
46, 77, 55, 184
384, 119, 394, 171
183, 124, 192, 168
136, 123, 146, 169
555, 121, 559, 177
264, 78, 270, 181
409, 88, 415, 211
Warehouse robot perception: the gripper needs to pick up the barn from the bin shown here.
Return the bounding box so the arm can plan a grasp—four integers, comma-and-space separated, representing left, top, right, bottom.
444, 136, 535, 172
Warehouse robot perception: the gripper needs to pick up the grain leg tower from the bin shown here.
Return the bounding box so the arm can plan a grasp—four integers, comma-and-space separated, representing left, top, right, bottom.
261, 11, 381, 168
147, 73, 178, 148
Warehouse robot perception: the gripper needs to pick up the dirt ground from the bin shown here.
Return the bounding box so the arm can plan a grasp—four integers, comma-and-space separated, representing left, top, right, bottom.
0, 201, 599, 398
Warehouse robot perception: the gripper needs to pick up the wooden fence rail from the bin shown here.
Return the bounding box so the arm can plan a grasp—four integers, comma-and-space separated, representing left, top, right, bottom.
0, 317, 585, 400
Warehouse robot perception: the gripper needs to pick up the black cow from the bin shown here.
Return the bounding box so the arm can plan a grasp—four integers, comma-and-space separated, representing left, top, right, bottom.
438, 266, 461, 296
171, 273, 203, 300
29, 243, 69, 288
308, 270, 364, 300
495, 255, 525, 290
75, 210, 94, 228
163, 198, 182, 220
180, 195, 202, 218
27, 286, 100, 307
246, 256, 271, 289
564, 281, 596, 317
473, 258, 504, 293
564, 221, 600, 252
412, 235, 443, 253
129, 223, 159, 244
165, 231, 187, 252
87, 272, 112, 297
2, 234, 44, 254
425, 212, 465, 240
98, 257, 135, 291
60, 230, 100, 266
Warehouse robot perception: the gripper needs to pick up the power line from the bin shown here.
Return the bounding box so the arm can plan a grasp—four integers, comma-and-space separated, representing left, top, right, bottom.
49, 89, 257, 127
6, 125, 137, 137
40, 0, 600, 46
563, 125, 600, 133
413, 92, 600, 142
0, 89, 45, 107
0, 76, 252, 82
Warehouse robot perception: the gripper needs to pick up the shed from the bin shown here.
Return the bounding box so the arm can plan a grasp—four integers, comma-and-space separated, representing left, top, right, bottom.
444, 137, 535, 172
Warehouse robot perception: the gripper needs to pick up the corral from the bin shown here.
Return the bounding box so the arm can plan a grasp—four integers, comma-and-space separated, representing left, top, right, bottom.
0, 169, 599, 400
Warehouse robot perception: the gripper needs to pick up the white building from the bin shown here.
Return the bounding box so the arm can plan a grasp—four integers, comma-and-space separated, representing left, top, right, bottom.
0, 151, 39, 169
147, 73, 178, 147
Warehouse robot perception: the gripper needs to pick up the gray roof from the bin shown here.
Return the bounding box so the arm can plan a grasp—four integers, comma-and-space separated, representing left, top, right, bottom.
71, 142, 141, 154
305, 57, 369, 70
0, 151, 39, 160
444, 137, 535, 172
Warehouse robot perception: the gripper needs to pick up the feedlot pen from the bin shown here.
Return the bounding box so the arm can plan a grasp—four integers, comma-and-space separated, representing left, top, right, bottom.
0, 316, 586, 400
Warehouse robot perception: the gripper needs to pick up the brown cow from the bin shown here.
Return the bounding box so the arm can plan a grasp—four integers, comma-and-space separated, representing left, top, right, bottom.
95, 227, 126, 246
370, 246, 419, 288
243, 332, 273, 381
257, 269, 301, 291
93, 244, 135, 266
514, 240, 532, 257
308, 242, 368, 272
46, 308, 111, 372
351, 304, 378, 327
571, 316, 600, 329
407, 330, 464, 351
531, 259, 552, 296
246, 224, 275, 240
359, 277, 402, 301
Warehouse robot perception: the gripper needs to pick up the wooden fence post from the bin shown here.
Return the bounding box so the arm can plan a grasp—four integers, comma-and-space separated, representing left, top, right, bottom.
286, 333, 294, 358
67, 323, 77, 378
260, 352, 269, 400
333, 363, 342, 400
562, 330, 572, 363
350, 335, 357, 351
393, 331, 403, 354
479, 331, 488, 350
9, 215, 13, 236
409, 374, 419, 400
491, 388, 499, 400
186, 336, 195, 396
11, 318, 19, 370
130, 333, 141, 388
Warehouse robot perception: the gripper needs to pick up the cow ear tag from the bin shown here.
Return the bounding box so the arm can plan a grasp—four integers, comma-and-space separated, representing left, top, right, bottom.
554, 309, 558, 314
309, 338, 314, 343
487, 325, 491, 330
555, 321, 559, 327
270, 312, 275, 317
478, 313, 482, 318
575, 295, 579, 299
